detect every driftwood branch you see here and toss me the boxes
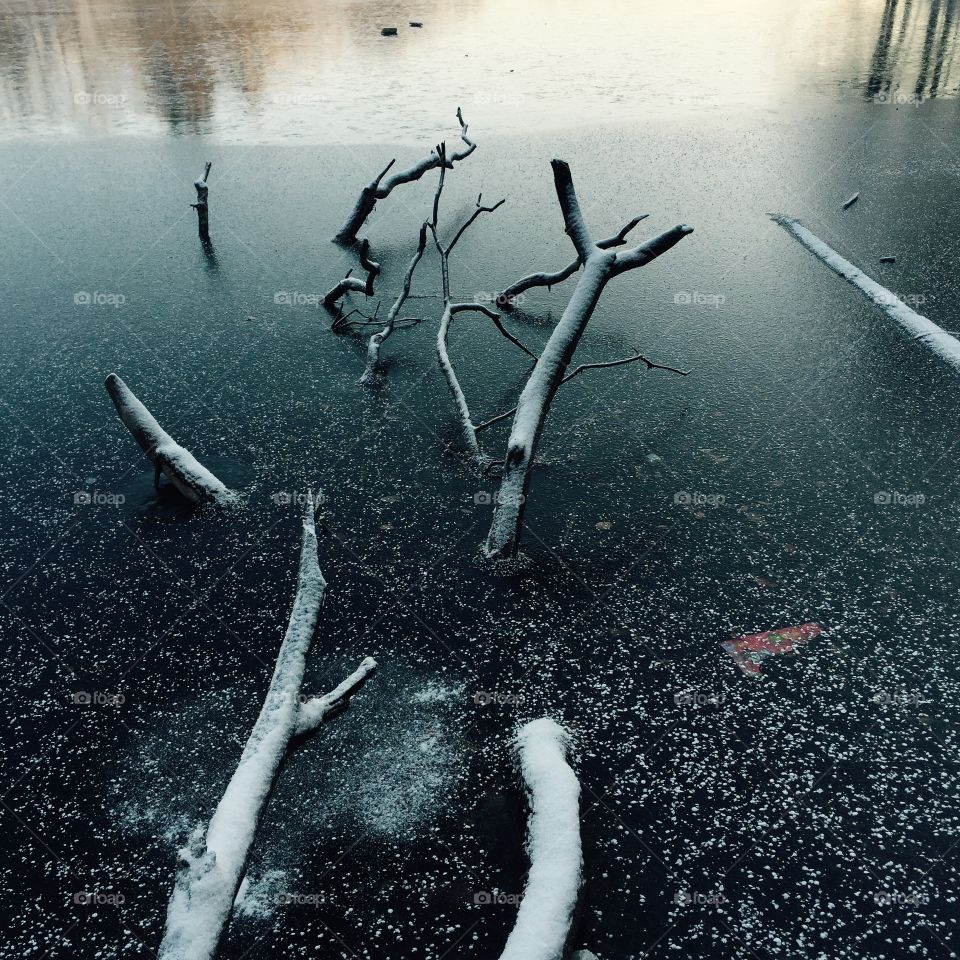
[295,656,377,736]
[484,161,692,559]
[333,109,477,244]
[157,497,376,960]
[497,215,649,307]
[436,303,501,462]
[325,240,381,310]
[191,162,212,241]
[497,718,581,960]
[474,350,688,434]
[104,373,237,508]
[771,213,960,375]
[359,223,429,384]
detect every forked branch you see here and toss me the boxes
[334,109,477,244]
[484,160,693,559]
[497,215,649,307]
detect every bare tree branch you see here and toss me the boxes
[474,350,688,433]
[191,162,212,241]
[483,160,693,559]
[324,240,381,310]
[436,303,501,463]
[359,222,429,385]
[158,497,376,960]
[333,109,477,244]
[496,215,649,307]
[104,373,237,508]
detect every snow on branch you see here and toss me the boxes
[324,240,381,309]
[333,108,477,244]
[497,718,581,960]
[104,374,237,508]
[359,222,429,384]
[158,497,376,960]
[295,655,378,736]
[771,213,960,375]
[191,162,212,241]
[497,215,649,307]
[436,302,503,463]
[484,160,693,559]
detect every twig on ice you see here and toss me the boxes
[484,161,692,559]
[104,373,237,508]
[295,656,377,735]
[157,496,376,960]
[475,350,688,434]
[333,108,477,244]
[497,215,649,307]
[497,718,581,960]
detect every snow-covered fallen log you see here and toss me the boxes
[498,718,581,960]
[104,373,237,508]
[770,214,960,375]
[497,215,648,307]
[484,161,692,558]
[333,109,477,244]
[157,499,376,960]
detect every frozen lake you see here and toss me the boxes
[1,1,960,958]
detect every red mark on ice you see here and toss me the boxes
[722,623,824,677]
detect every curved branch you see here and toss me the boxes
[359,222,429,385]
[497,718,581,960]
[436,303,500,463]
[333,109,477,244]
[474,350,688,433]
[325,240,381,311]
[357,239,381,296]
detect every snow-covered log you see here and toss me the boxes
[770,214,960,375]
[324,240,381,309]
[484,161,693,558]
[191,162,212,241]
[104,373,237,508]
[497,718,581,960]
[497,215,648,307]
[333,108,477,244]
[359,223,429,384]
[157,499,376,960]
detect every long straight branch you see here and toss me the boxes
[158,498,376,960]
